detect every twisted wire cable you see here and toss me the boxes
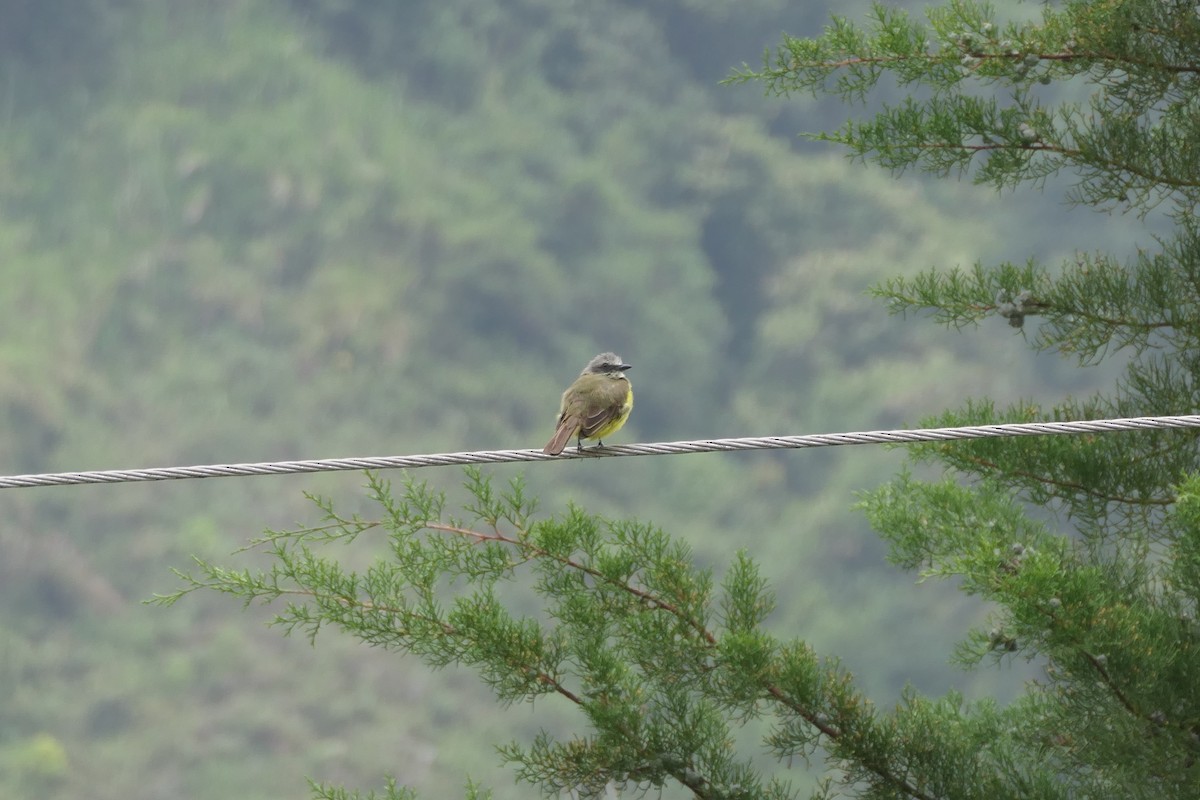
[1,414,1197,489]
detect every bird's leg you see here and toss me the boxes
[576,436,604,454]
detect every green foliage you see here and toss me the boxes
[308,775,427,800]
[0,733,70,795]
[168,452,1200,798]
[4,0,1190,797]
[861,465,1200,797]
[733,0,1200,216]
[732,0,1200,797]
[161,470,1063,798]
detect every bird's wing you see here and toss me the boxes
[577,383,627,437]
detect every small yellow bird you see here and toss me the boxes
[543,352,634,455]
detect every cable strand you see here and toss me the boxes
[1,414,1197,489]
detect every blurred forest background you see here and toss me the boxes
[0,0,1147,797]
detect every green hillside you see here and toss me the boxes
[0,1,1145,797]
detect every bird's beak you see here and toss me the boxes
[618,363,632,371]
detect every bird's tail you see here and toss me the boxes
[543,418,580,455]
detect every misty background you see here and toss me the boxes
[0,1,1141,797]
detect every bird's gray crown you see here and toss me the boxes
[582,352,630,375]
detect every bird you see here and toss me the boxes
[543,352,633,455]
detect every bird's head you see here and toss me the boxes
[583,352,632,377]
